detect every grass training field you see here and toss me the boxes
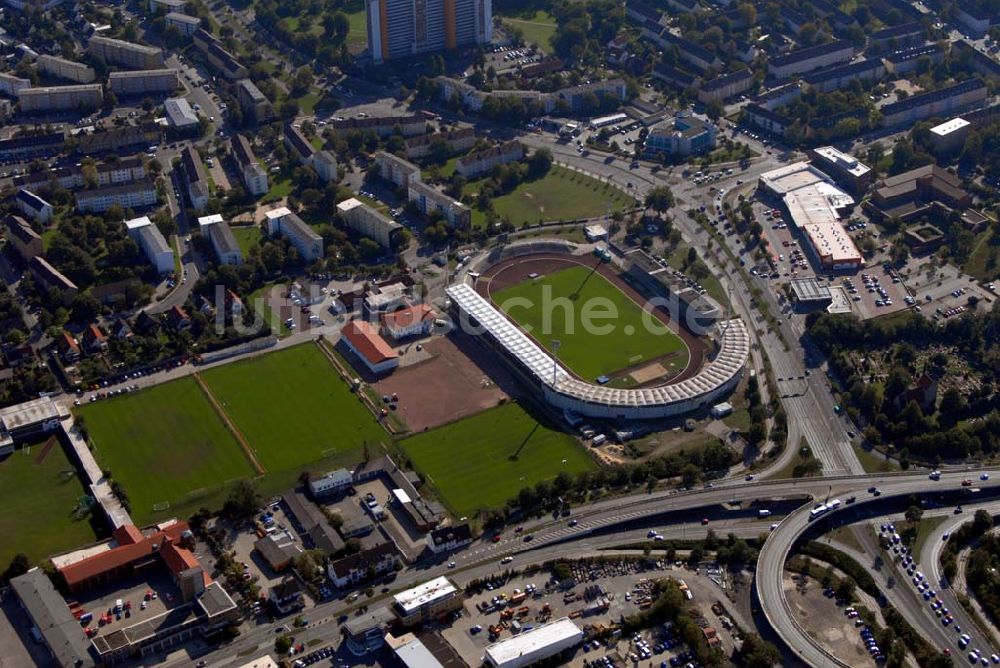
[500,10,558,50]
[201,344,388,474]
[78,378,255,524]
[0,439,106,567]
[469,166,635,228]
[493,265,689,380]
[399,402,594,516]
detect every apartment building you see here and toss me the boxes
[124,216,173,273]
[108,69,179,95]
[4,215,43,261]
[230,134,268,196]
[802,57,885,94]
[867,21,925,52]
[0,132,64,161]
[337,198,404,248]
[455,141,524,178]
[646,29,721,72]
[883,43,945,75]
[76,123,162,155]
[955,2,998,37]
[313,151,338,182]
[165,11,201,37]
[880,79,987,127]
[752,82,802,111]
[87,35,165,70]
[149,0,185,11]
[198,214,242,266]
[75,178,158,213]
[14,156,145,191]
[264,206,323,261]
[30,256,78,304]
[696,69,752,104]
[744,103,792,136]
[366,0,491,64]
[953,39,1000,79]
[768,39,854,79]
[36,54,96,83]
[19,84,103,112]
[16,189,53,224]
[404,127,476,159]
[375,151,421,187]
[407,180,471,227]
[651,63,698,91]
[557,79,626,112]
[181,146,210,211]
[328,114,425,138]
[237,79,274,123]
[192,28,248,79]
[0,72,31,97]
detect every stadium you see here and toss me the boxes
[445,244,750,421]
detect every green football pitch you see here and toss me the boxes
[492,265,689,380]
[201,344,388,474]
[399,402,594,516]
[77,377,255,524]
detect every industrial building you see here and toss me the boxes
[264,206,323,261]
[365,0,492,64]
[483,617,584,668]
[198,214,243,266]
[36,54,96,83]
[87,36,165,70]
[387,633,445,668]
[757,162,862,270]
[230,133,268,196]
[124,215,174,273]
[75,178,158,213]
[164,97,200,133]
[446,282,749,420]
[337,197,403,248]
[19,84,103,112]
[108,69,179,95]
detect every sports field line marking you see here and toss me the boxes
[192,372,266,475]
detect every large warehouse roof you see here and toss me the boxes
[484,617,583,667]
[446,283,749,410]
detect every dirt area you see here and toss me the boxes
[475,252,709,385]
[782,572,876,668]
[373,334,517,433]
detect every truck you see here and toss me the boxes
[509,591,526,605]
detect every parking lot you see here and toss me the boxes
[441,558,737,668]
[899,260,996,324]
[485,45,544,76]
[77,571,185,641]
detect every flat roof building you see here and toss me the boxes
[0,396,68,455]
[237,79,274,123]
[264,206,323,261]
[164,11,201,37]
[0,72,31,97]
[164,97,199,131]
[387,633,445,668]
[392,576,462,626]
[483,617,583,668]
[11,569,96,668]
[929,117,972,155]
[808,145,873,194]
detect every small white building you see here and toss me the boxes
[483,617,583,668]
[308,468,352,497]
[710,401,733,419]
[584,224,608,242]
[426,523,472,554]
[124,216,174,274]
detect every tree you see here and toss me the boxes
[3,553,31,582]
[644,186,675,213]
[738,633,780,668]
[527,148,553,178]
[275,634,292,655]
[222,479,261,521]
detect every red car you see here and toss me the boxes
[701,518,710,525]
[492,535,501,542]
[962,479,973,486]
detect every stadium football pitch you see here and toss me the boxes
[492,265,689,380]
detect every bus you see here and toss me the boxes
[809,499,841,521]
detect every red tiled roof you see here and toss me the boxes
[159,541,201,575]
[380,304,436,331]
[60,331,79,351]
[112,524,144,545]
[341,320,398,364]
[60,522,191,588]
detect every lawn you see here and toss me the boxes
[201,344,388,474]
[964,230,1000,282]
[492,264,689,380]
[501,10,558,50]
[78,378,256,524]
[231,225,263,258]
[266,175,294,201]
[346,1,367,45]
[469,166,635,228]
[399,402,594,516]
[0,438,107,567]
